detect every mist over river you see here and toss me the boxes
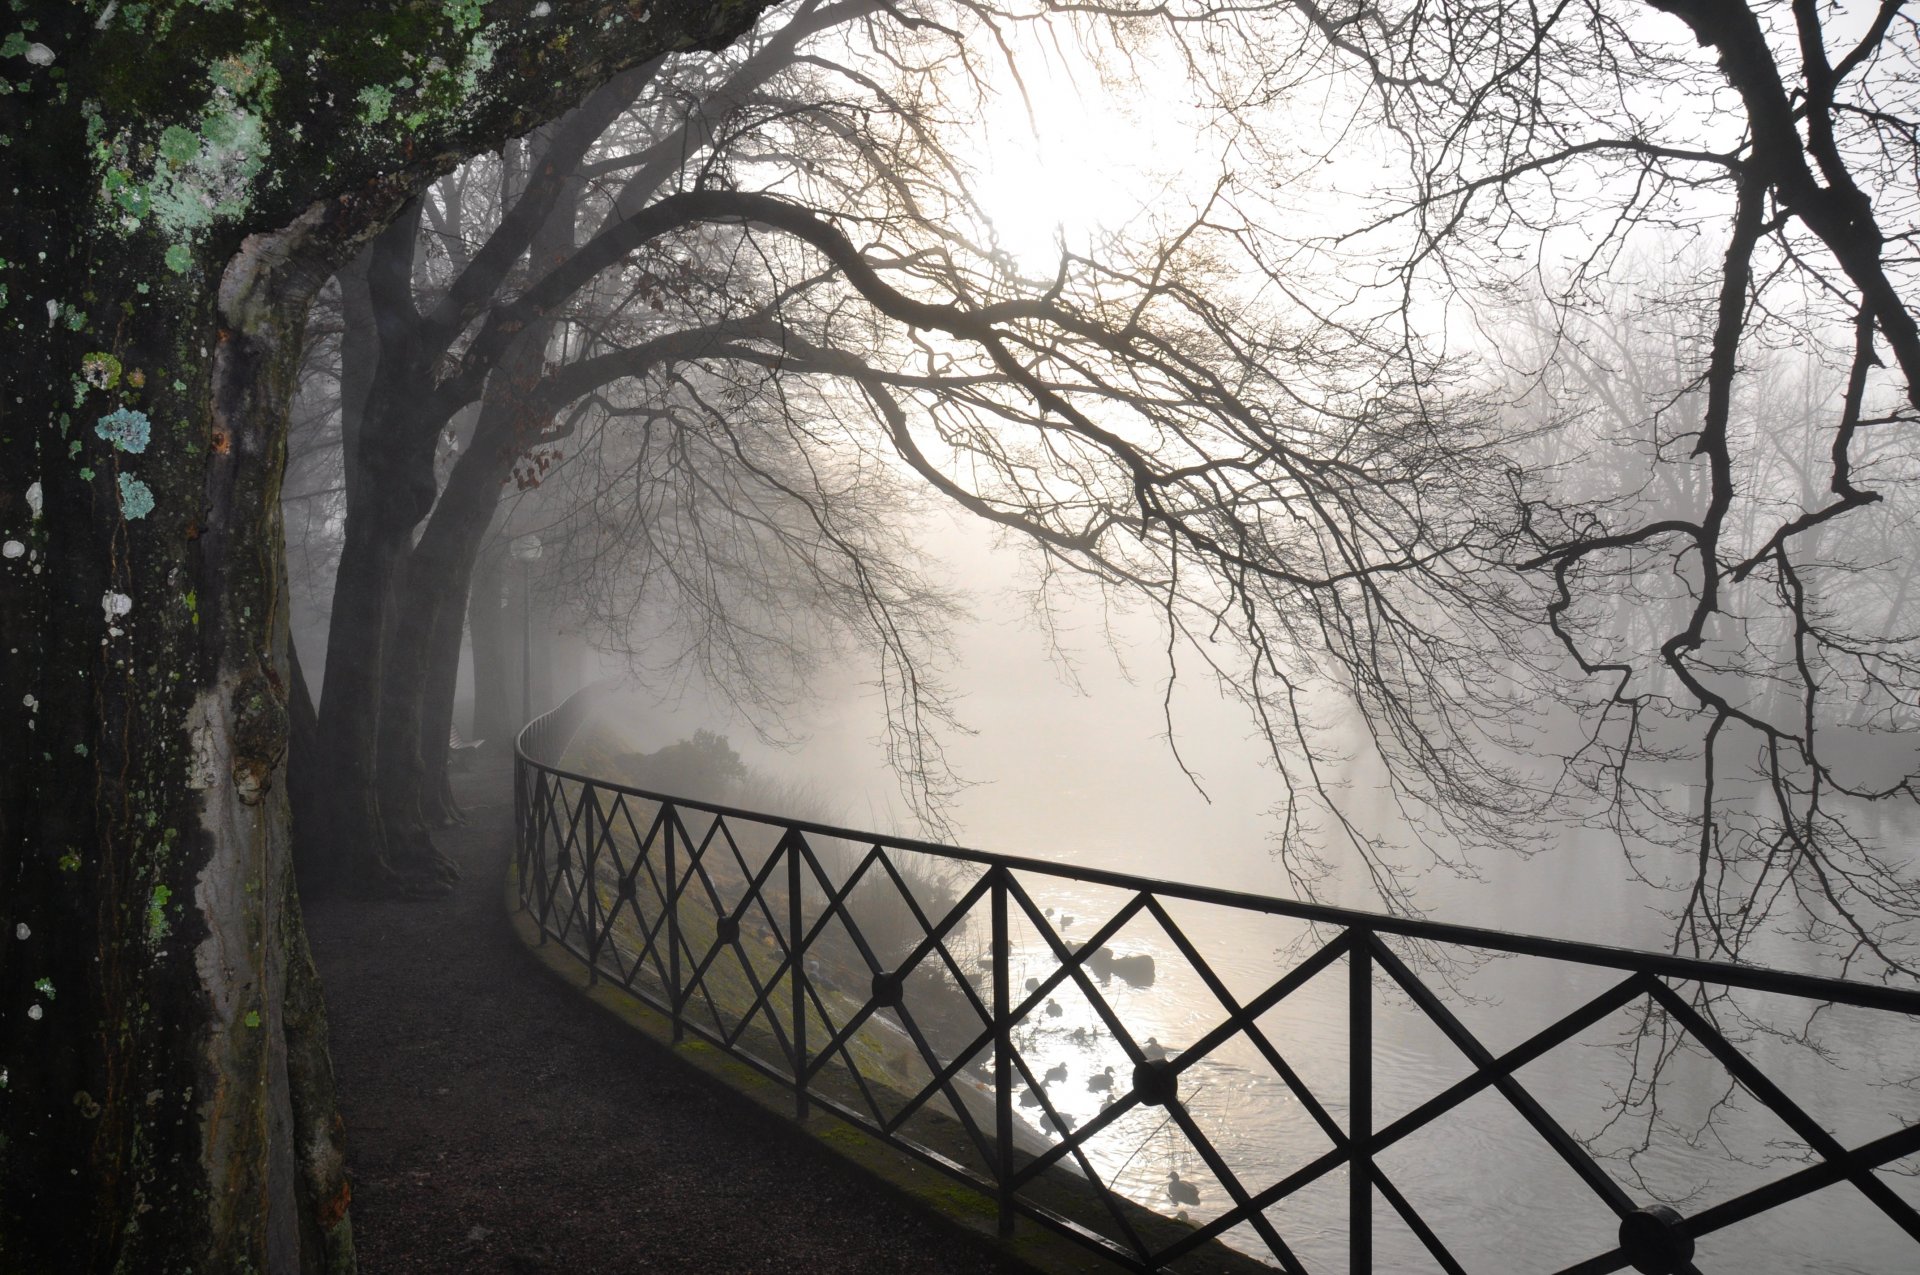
[600,513,1920,1274]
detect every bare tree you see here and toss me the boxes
[1034,0,1920,971]
[297,0,1541,911]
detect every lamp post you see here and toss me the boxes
[511,533,543,726]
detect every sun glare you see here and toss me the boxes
[965,36,1197,274]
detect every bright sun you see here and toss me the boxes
[964,39,1194,273]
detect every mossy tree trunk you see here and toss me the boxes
[0,3,770,1270]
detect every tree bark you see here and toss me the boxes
[377,325,552,841]
[288,635,326,887]
[0,180,371,1272]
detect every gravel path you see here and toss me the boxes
[306,756,1038,1275]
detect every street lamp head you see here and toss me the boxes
[511,533,544,562]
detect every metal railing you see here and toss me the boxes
[513,693,1920,1274]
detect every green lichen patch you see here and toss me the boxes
[81,350,123,390]
[90,35,280,265]
[95,405,150,452]
[139,98,270,236]
[146,883,172,946]
[157,123,200,167]
[445,0,486,34]
[117,472,155,519]
[356,83,393,124]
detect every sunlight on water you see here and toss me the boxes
[599,510,1920,1273]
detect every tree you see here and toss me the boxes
[906,0,1920,967]
[294,2,938,890]
[16,0,1913,1266]
[1229,0,1920,969]
[291,0,1540,914]
[0,4,774,1268]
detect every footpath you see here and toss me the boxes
[306,755,1037,1275]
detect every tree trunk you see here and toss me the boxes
[418,566,476,826]
[377,322,555,838]
[0,171,371,1275]
[471,544,515,748]
[378,531,484,837]
[312,513,414,891]
[0,5,773,1266]
[374,155,583,826]
[311,211,453,894]
[323,92,612,887]
[369,545,462,877]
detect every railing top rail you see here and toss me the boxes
[514,699,1920,1018]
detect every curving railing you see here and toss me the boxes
[514,692,1920,1274]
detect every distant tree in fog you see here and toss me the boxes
[290,6,971,890]
[293,0,1527,902]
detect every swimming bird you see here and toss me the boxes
[1087,1065,1114,1093]
[1024,976,1041,992]
[1142,1036,1168,1061]
[1044,1061,1068,1086]
[1044,999,1063,1018]
[1167,1171,1200,1207]
[1019,1087,1042,1108]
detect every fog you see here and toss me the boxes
[269,2,1920,1269]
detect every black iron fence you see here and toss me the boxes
[514,694,1920,1274]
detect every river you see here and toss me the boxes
[604,515,1920,1274]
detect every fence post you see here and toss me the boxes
[1351,932,1373,1273]
[791,828,809,1120]
[993,865,1014,1239]
[583,786,602,986]
[513,754,527,910]
[530,769,550,945]
[666,806,682,1042]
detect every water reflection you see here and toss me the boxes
[954,869,1920,1273]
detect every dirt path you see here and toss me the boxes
[306,756,1037,1275]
